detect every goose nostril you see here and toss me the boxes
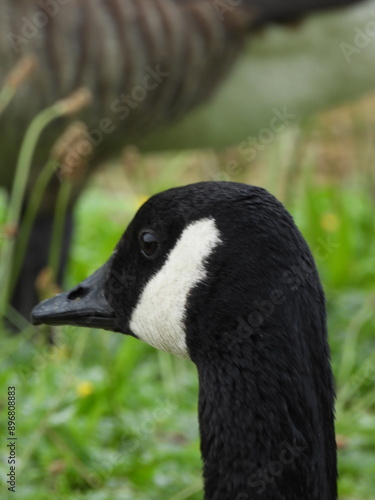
[67,286,87,301]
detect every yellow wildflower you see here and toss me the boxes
[320,213,340,233]
[76,381,94,398]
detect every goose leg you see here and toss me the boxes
[10,209,74,325]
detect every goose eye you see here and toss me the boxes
[139,230,159,258]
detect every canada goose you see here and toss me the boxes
[32,182,336,500]
[0,0,365,320]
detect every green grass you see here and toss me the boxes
[0,132,375,499]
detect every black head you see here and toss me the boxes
[31,181,326,365]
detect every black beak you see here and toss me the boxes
[31,261,117,331]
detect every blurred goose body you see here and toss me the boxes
[0,0,371,165]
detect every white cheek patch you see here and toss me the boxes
[129,218,221,358]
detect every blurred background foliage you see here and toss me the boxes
[0,90,375,500]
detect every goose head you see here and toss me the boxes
[32,182,336,500]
